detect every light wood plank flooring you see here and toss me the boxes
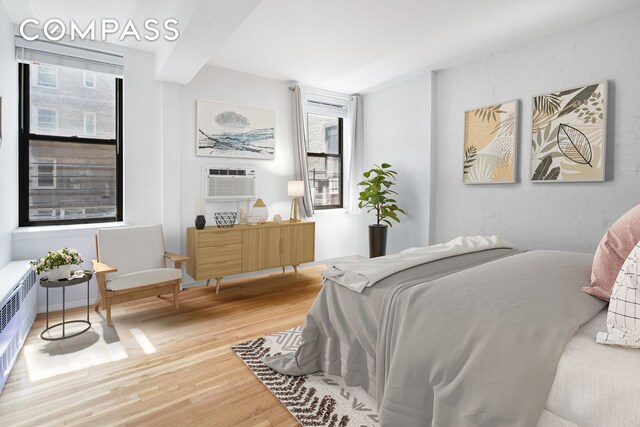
[0,266,324,426]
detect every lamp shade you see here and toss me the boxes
[288,180,304,197]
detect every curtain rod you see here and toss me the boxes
[288,84,352,101]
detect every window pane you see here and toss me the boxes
[308,114,340,154]
[36,65,57,88]
[30,65,116,139]
[37,108,58,132]
[308,156,341,207]
[28,140,117,222]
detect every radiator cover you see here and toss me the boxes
[0,261,36,394]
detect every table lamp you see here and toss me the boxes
[288,180,304,222]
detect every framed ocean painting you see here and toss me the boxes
[196,99,275,160]
[530,82,607,182]
[463,100,518,184]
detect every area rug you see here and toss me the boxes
[232,326,380,427]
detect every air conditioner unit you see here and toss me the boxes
[203,166,257,201]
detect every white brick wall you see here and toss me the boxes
[431,8,640,252]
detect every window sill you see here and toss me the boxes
[314,208,348,214]
[13,221,129,241]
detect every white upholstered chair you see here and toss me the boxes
[92,225,188,326]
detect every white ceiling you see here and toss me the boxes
[2,0,639,92]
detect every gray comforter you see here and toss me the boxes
[264,249,606,426]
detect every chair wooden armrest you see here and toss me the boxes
[164,252,189,263]
[92,260,118,274]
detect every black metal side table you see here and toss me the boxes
[39,270,93,341]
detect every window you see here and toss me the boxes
[36,108,58,133]
[84,112,96,136]
[19,63,123,226]
[307,113,343,209]
[33,159,56,189]
[83,72,96,89]
[35,65,58,89]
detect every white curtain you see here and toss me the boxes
[291,85,314,217]
[345,95,364,214]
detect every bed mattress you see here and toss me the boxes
[544,309,640,426]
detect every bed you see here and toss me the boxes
[264,246,640,426]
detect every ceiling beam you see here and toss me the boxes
[154,0,262,85]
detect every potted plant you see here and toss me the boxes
[31,248,84,281]
[358,163,406,258]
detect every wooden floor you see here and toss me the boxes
[0,266,324,426]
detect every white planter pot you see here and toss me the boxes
[48,265,71,281]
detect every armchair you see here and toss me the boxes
[92,224,188,326]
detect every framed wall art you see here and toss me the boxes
[196,99,275,160]
[463,100,518,184]
[530,82,607,182]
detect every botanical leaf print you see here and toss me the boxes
[464,101,517,184]
[530,82,606,182]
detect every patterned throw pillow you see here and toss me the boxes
[597,241,640,348]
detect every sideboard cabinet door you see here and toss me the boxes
[281,223,315,266]
[242,227,282,271]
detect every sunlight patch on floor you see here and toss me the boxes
[23,323,128,382]
[130,328,157,354]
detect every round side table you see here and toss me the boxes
[39,270,93,341]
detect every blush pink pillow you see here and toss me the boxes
[583,204,640,301]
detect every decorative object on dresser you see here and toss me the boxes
[288,180,304,222]
[30,247,84,281]
[358,163,406,258]
[93,225,189,326]
[214,212,237,228]
[272,214,282,223]
[531,81,607,182]
[251,198,269,223]
[186,221,315,294]
[195,196,206,229]
[0,261,36,393]
[195,215,206,230]
[463,100,517,184]
[196,99,275,160]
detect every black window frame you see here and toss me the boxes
[18,63,124,227]
[306,114,344,210]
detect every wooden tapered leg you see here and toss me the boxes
[94,292,102,312]
[216,278,221,295]
[282,266,285,274]
[206,278,210,287]
[173,282,179,310]
[106,295,112,326]
[293,265,298,278]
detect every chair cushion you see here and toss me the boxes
[106,268,181,291]
[98,225,166,280]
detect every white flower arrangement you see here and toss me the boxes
[30,248,83,276]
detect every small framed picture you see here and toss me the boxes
[463,100,518,184]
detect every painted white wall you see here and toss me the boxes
[359,73,432,256]
[431,8,640,252]
[0,3,17,267]
[178,65,359,281]
[12,47,169,312]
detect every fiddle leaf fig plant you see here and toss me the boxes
[357,163,406,227]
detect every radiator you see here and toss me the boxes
[0,261,36,394]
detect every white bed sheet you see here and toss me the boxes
[544,309,640,426]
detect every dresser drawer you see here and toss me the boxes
[198,259,242,278]
[198,230,242,247]
[199,243,242,263]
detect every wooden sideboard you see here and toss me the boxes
[186,221,315,293]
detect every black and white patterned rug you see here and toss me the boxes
[232,326,380,427]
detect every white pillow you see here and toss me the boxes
[597,241,640,348]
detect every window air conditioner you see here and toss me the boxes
[203,166,257,201]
